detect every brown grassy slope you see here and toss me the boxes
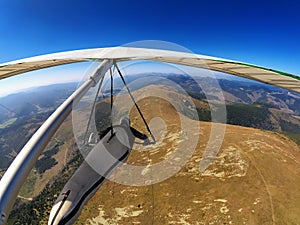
[75,88,300,225]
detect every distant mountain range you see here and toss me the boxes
[112,72,300,115]
[0,82,78,123]
[0,82,78,169]
[112,73,300,134]
[1,74,300,171]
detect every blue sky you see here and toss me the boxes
[0,0,299,96]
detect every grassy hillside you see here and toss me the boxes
[4,82,300,225]
[74,92,300,225]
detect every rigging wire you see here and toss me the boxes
[113,62,156,143]
[83,73,105,145]
[109,67,114,138]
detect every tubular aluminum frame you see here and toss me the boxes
[0,59,113,225]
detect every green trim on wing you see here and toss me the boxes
[213,59,300,81]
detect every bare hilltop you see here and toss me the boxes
[75,92,300,225]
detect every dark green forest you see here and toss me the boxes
[7,153,83,225]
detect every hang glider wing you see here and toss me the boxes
[0,47,299,225]
[0,47,299,93]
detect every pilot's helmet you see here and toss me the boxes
[120,116,130,127]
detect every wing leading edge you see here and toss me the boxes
[0,46,299,93]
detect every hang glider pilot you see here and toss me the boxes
[48,117,149,225]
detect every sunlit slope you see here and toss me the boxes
[75,87,300,225]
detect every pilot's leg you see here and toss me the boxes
[48,125,133,225]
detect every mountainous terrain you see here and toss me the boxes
[112,73,300,134]
[0,83,77,170]
[2,73,300,224]
[75,87,300,225]
[170,74,300,145]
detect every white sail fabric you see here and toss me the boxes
[0,47,299,93]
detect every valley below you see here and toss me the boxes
[2,76,300,225]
